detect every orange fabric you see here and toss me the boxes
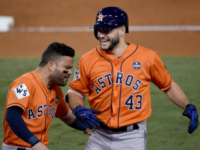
[69,43,172,128]
[3,71,69,147]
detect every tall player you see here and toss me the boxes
[2,42,90,150]
[66,7,198,150]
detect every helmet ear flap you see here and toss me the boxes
[126,25,129,33]
[94,28,99,40]
[125,16,129,33]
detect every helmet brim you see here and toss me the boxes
[89,23,121,30]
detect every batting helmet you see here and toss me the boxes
[90,7,129,39]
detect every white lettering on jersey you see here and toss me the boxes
[13,84,30,100]
[28,104,56,120]
[94,72,142,95]
[74,66,80,81]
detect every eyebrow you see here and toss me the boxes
[65,65,73,68]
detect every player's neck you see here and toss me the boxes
[35,67,52,90]
[108,41,128,58]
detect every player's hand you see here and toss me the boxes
[182,104,199,134]
[84,128,92,135]
[32,142,49,150]
[73,105,102,129]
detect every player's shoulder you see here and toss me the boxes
[17,71,38,83]
[81,47,99,59]
[11,71,35,87]
[13,71,32,80]
[136,44,158,55]
[133,44,159,60]
[79,47,101,64]
[21,71,35,78]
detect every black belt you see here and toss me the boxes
[100,122,139,132]
[17,148,26,150]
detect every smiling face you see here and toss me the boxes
[49,56,74,87]
[97,27,120,51]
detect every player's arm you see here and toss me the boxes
[6,106,48,149]
[66,90,101,129]
[164,81,190,109]
[67,90,85,109]
[67,61,101,129]
[59,108,91,135]
[164,81,198,134]
[151,53,198,134]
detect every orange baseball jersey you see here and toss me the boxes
[3,71,69,147]
[69,43,173,128]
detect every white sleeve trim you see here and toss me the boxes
[66,89,85,100]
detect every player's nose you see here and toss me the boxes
[68,69,72,75]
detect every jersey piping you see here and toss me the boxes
[160,77,172,90]
[7,103,25,110]
[56,112,68,118]
[69,85,90,94]
[96,47,114,125]
[30,72,47,141]
[118,45,138,128]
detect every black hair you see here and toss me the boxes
[39,42,75,67]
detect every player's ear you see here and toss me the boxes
[119,26,126,36]
[48,61,56,72]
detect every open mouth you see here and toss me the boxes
[101,39,110,46]
[64,77,69,82]
[64,75,69,79]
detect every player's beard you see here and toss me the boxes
[100,31,119,51]
[50,68,68,87]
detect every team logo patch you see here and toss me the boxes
[13,84,30,100]
[74,66,80,81]
[55,96,59,104]
[97,13,105,22]
[133,61,141,70]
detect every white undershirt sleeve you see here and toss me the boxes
[65,89,85,100]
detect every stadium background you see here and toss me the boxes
[0,0,200,150]
[0,0,200,57]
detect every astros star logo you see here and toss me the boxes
[97,13,105,22]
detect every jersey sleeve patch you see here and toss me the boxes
[74,66,81,81]
[12,84,30,100]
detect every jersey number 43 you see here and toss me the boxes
[125,94,142,110]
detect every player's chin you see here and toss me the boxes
[64,78,68,83]
[101,44,110,51]
[59,79,68,87]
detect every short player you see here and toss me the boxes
[2,42,90,150]
[66,7,198,150]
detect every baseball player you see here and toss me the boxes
[66,7,199,150]
[2,42,91,150]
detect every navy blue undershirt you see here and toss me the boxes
[68,117,87,131]
[6,106,87,147]
[6,106,40,146]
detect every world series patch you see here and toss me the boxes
[74,66,80,81]
[55,96,59,104]
[13,84,30,100]
[133,61,141,70]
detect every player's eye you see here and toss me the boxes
[98,29,111,34]
[65,66,72,69]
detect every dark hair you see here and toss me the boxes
[39,42,75,67]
